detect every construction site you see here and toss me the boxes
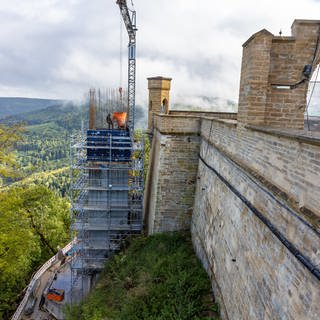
[11,0,320,318]
[69,87,144,304]
[12,1,144,319]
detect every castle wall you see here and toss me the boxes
[145,19,320,319]
[144,114,201,233]
[191,119,320,319]
[169,110,237,120]
[145,116,320,319]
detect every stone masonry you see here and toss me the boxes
[144,20,320,320]
[192,119,320,319]
[147,76,172,131]
[238,20,320,129]
[144,113,202,233]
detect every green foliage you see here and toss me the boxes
[0,185,70,319]
[7,167,71,197]
[1,103,85,190]
[0,123,24,185]
[16,122,71,176]
[134,129,150,182]
[67,232,219,320]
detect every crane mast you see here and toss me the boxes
[116,0,137,132]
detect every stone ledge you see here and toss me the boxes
[154,113,201,119]
[292,19,320,26]
[245,125,320,146]
[169,110,237,116]
[154,129,200,136]
[201,117,238,127]
[272,36,295,43]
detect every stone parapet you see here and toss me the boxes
[201,118,320,222]
[191,118,320,319]
[153,113,201,135]
[169,110,237,120]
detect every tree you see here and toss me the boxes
[0,185,70,318]
[0,123,24,185]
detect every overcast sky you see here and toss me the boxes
[0,0,320,106]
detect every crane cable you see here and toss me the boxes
[119,10,123,105]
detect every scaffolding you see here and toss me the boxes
[70,89,144,303]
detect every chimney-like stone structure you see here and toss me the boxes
[147,76,172,132]
[238,20,320,130]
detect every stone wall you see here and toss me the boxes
[144,19,320,319]
[145,114,320,319]
[144,114,201,233]
[191,119,320,320]
[169,110,237,120]
[238,20,320,130]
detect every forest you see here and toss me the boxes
[0,100,148,318]
[0,102,83,318]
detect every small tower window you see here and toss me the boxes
[161,98,168,114]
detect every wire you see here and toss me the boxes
[198,153,320,280]
[274,24,320,90]
[306,64,320,131]
[311,24,320,67]
[119,11,123,92]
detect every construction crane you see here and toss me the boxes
[116,0,137,132]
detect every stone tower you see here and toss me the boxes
[237,20,320,130]
[147,76,172,132]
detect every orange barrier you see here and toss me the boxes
[113,112,127,129]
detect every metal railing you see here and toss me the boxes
[11,240,75,320]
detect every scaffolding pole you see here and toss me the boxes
[70,100,144,303]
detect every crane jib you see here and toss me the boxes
[117,0,137,132]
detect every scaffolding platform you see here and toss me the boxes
[70,126,144,303]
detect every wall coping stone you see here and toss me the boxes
[147,76,172,81]
[154,113,320,145]
[200,117,238,127]
[272,36,295,43]
[246,125,320,146]
[210,118,237,127]
[154,113,237,124]
[169,110,237,116]
[292,19,320,27]
[154,113,201,119]
[154,113,238,131]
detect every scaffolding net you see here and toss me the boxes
[70,89,144,303]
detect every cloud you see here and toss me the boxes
[0,0,319,108]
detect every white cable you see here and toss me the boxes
[119,11,123,91]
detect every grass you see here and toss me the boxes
[66,232,219,320]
